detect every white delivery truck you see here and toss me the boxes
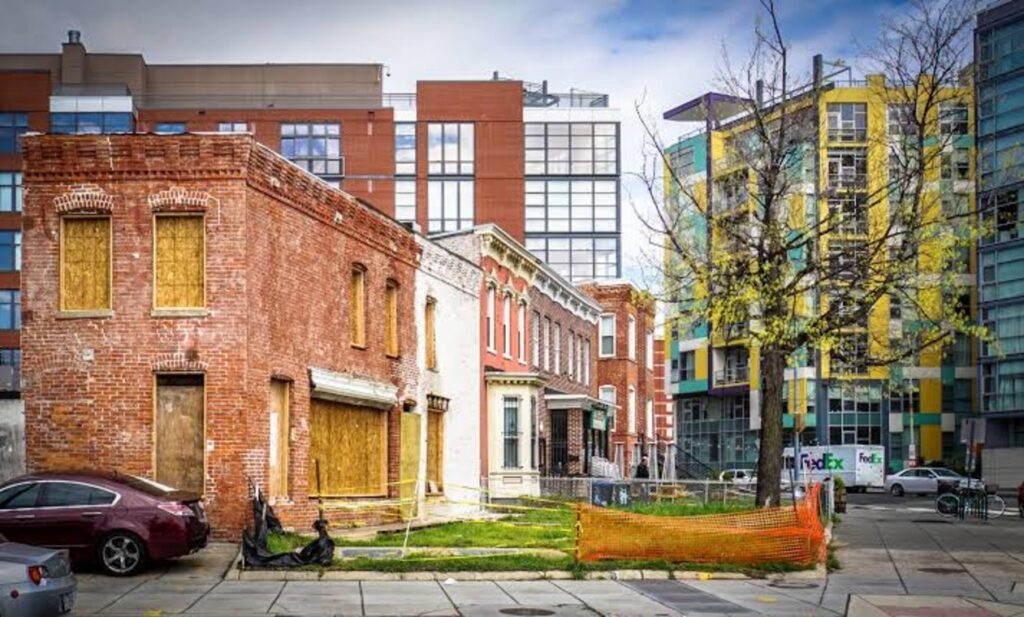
[782,445,885,492]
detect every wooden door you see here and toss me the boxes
[308,399,386,497]
[268,380,290,500]
[399,413,421,519]
[426,410,444,493]
[155,375,205,494]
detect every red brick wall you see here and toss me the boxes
[415,82,524,240]
[137,108,396,215]
[578,283,656,473]
[653,337,673,444]
[21,134,420,536]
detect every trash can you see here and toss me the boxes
[592,481,613,507]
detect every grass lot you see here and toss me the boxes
[260,498,804,575]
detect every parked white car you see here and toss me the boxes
[884,467,983,496]
[719,469,755,485]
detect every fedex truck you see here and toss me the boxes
[782,445,885,491]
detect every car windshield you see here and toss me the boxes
[117,474,177,496]
[932,469,962,478]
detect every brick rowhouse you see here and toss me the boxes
[579,282,656,475]
[21,133,421,536]
[653,334,675,446]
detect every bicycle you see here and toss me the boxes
[935,485,1006,520]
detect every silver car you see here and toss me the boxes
[0,534,76,616]
[884,467,983,496]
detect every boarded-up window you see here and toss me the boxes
[427,410,444,493]
[60,217,111,311]
[268,379,290,500]
[350,267,366,347]
[425,298,437,370]
[154,216,205,308]
[155,374,205,494]
[308,399,385,496]
[385,281,399,357]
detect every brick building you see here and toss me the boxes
[653,334,675,446]
[578,282,657,476]
[20,133,426,535]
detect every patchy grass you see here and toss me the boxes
[826,542,842,572]
[614,500,756,517]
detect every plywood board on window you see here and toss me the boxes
[155,216,205,308]
[60,217,110,311]
[268,380,290,500]
[399,413,420,519]
[308,399,386,497]
[155,375,205,494]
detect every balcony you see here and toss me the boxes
[382,93,416,110]
[522,82,609,108]
[714,365,750,387]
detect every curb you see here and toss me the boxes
[233,568,755,582]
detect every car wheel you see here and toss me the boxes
[99,531,147,576]
[890,484,904,497]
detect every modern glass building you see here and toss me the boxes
[663,64,976,473]
[977,0,1024,448]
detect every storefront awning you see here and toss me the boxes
[308,367,398,410]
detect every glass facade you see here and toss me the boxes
[0,113,28,154]
[523,121,621,281]
[978,0,1024,430]
[0,173,22,213]
[427,180,474,233]
[51,112,133,134]
[676,396,757,468]
[280,123,342,185]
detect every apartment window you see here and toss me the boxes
[280,123,342,180]
[577,334,585,382]
[599,385,616,405]
[395,180,416,222]
[678,351,696,381]
[939,102,969,136]
[525,236,618,281]
[600,314,616,357]
[350,267,366,347]
[828,239,869,281]
[833,333,869,374]
[517,303,526,363]
[567,329,575,380]
[827,149,868,189]
[51,112,132,135]
[0,232,20,272]
[217,122,248,132]
[531,310,541,367]
[628,315,637,360]
[583,337,591,384]
[60,217,111,312]
[940,149,971,181]
[826,103,867,141]
[981,189,1023,244]
[502,293,512,357]
[0,173,22,212]
[427,180,474,233]
[669,146,696,179]
[385,281,399,357]
[154,122,186,134]
[543,317,552,371]
[154,216,205,309]
[502,396,520,469]
[425,298,437,370]
[827,381,882,445]
[395,123,416,175]
[829,194,869,235]
[646,331,654,369]
[646,399,654,439]
[427,123,474,175]
[553,322,562,375]
[628,386,636,434]
[0,349,20,369]
[887,104,917,137]
[0,291,18,331]
[486,286,496,352]
[524,180,618,233]
[0,113,28,154]
[524,122,618,175]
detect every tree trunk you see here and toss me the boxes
[755,347,786,507]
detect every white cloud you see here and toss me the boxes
[0,0,885,290]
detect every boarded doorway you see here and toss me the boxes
[155,374,205,494]
[268,380,290,500]
[309,399,386,497]
[400,412,420,519]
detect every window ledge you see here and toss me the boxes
[151,308,209,319]
[351,343,368,351]
[58,309,114,320]
[386,353,401,360]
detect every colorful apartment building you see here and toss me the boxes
[663,63,975,473]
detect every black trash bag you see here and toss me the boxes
[252,489,283,536]
[297,518,335,567]
[242,517,336,569]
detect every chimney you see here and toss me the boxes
[61,29,85,85]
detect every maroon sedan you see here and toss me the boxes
[0,472,209,576]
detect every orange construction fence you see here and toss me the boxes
[575,484,826,566]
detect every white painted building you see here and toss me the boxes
[414,235,483,517]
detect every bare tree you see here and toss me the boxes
[636,0,979,506]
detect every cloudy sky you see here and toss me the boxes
[0,0,908,287]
